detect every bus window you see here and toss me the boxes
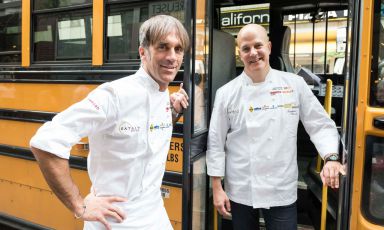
[0,0,21,64]
[106,4,148,61]
[33,6,93,61]
[284,10,348,74]
[105,1,184,62]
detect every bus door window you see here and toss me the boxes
[0,0,21,64]
[193,0,208,134]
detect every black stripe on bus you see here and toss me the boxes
[0,109,184,135]
[0,109,56,123]
[0,212,53,230]
[162,171,182,187]
[0,69,184,83]
[0,144,87,170]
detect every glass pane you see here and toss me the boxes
[283,15,296,69]
[0,1,21,63]
[34,10,92,61]
[372,1,384,107]
[192,155,207,230]
[220,3,270,67]
[194,0,208,133]
[106,1,184,61]
[106,4,148,61]
[313,18,326,74]
[34,0,91,10]
[362,136,384,224]
[0,0,20,3]
[284,13,314,71]
[327,10,348,75]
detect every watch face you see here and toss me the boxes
[328,155,339,161]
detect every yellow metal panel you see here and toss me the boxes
[0,155,90,229]
[21,0,31,67]
[0,120,89,157]
[166,137,183,172]
[92,0,104,66]
[161,185,182,223]
[170,220,182,230]
[0,83,97,112]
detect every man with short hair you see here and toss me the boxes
[207,24,344,230]
[30,15,189,230]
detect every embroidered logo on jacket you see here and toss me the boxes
[87,98,100,110]
[119,122,140,134]
[270,86,294,96]
[149,122,172,132]
[249,103,299,112]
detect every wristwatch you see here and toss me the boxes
[325,153,339,163]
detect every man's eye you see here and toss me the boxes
[242,47,250,52]
[158,44,167,50]
[175,47,184,53]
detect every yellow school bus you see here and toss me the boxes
[0,0,383,230]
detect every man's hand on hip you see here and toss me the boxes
[78,193,127,230]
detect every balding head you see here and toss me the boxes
[237,24,269,47]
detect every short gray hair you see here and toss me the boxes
[139,15,189,51]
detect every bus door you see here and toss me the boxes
[348,0,384,229]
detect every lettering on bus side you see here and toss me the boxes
[168,141,183,163]
[149,1,184,15]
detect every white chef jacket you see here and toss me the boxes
[206,68,339,208]
[30,68,173,229]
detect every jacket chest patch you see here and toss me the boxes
[119,122,141,134]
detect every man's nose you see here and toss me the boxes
[249,47,257,56]
[166,48,177,61]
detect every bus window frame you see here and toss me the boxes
[104,1,148,63]
[31,2,93,64]
[0,0,22,65]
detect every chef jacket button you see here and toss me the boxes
[267,155,271,159]
[268,137,273,140]
[252,137,257,142]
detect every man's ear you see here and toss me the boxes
[139,46,145,60]
[268,41,272,54]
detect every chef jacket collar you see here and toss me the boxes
[137,67,161,92]
[241,68,274,86]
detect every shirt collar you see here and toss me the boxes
[137,67,161,92]
[241,68,274,86]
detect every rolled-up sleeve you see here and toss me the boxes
[298,78,339,158]
[207,89,230,177]
[30,84,117,159]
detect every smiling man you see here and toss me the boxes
[207,24,344,230]
[30,15,189,230]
